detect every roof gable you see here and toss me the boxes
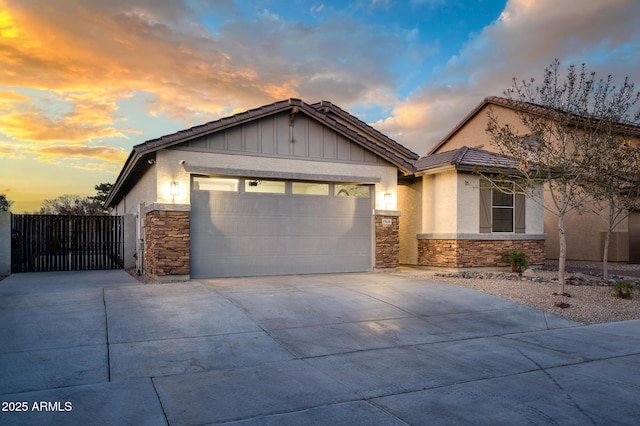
[171,109,396,167]
[132,98,417,171]
[107,99,418,207]
[429,96,640,155]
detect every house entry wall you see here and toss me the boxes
[190,179,373,278]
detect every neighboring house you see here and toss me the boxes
[105,98,547,280]
[429,96,640,263]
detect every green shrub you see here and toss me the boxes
[613,280,634,299]
[501,250,529,273]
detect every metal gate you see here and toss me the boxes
[11,214,124,272]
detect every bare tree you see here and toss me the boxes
[584,96,640,278]
[486,60,607,294]
[38,194,107,216]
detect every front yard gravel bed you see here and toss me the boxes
[398,267,640,325]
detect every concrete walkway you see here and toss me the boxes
[1,271,639,425]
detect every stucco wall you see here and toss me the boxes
[433,104,524,154]
[435,103,630,262]
[157,149,400,210]
[420,170,545,238]
[456,174,480,234]
[113,165,157,215]
[398,180,421,265]
[545,195,629,261]
[421,170,458,234]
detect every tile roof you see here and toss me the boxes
[106,99,418,207]
[312,100,419,160]
[415,146,520,174]
[130,98,417,172]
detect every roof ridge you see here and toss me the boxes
[312,100,419,160]
[452,146,469,164]
[108,98,420,207]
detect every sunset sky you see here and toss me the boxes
[1,0,639,213]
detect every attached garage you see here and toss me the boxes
[106,98,418,280]
[191,177,373,278]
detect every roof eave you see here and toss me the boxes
[106,98,418,206]
[415,164,457,176]
[105,149,139,208]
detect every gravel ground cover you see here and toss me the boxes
[397,261,640,325]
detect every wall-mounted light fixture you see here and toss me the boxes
[169,181,180,201]
[161,180,185,203]
[384,192,392,209]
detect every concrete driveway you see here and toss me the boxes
[1,270,639,425]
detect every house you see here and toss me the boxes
[429,96,640,264]
[106,99,418,279]
[106,98,547,280]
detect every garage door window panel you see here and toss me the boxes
[292,182,329,195]
[245,180,286,193]
[193,177,239,192]
[335,184,371,197]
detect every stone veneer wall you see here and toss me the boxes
[418,239,545,268]
[145,210,190,276]
[375,214,400,269]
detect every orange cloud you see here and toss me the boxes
[0,141,26,158]
[36,145,128,164]
[0,0,406,134]
[0,90,28,102]
[0,92,127,143]
[0,2,270,120]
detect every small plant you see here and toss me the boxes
[501,250,529,273]
[613,280,634,299]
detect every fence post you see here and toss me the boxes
[123,214,136,270]
[0,210,10,275]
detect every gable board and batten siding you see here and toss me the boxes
[106,99,417,279]
[173,111,387,166]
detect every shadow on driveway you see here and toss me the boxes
[1,270,639,425]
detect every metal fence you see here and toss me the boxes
[11,214,124,272]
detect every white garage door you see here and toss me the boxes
[190,177,373,278]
